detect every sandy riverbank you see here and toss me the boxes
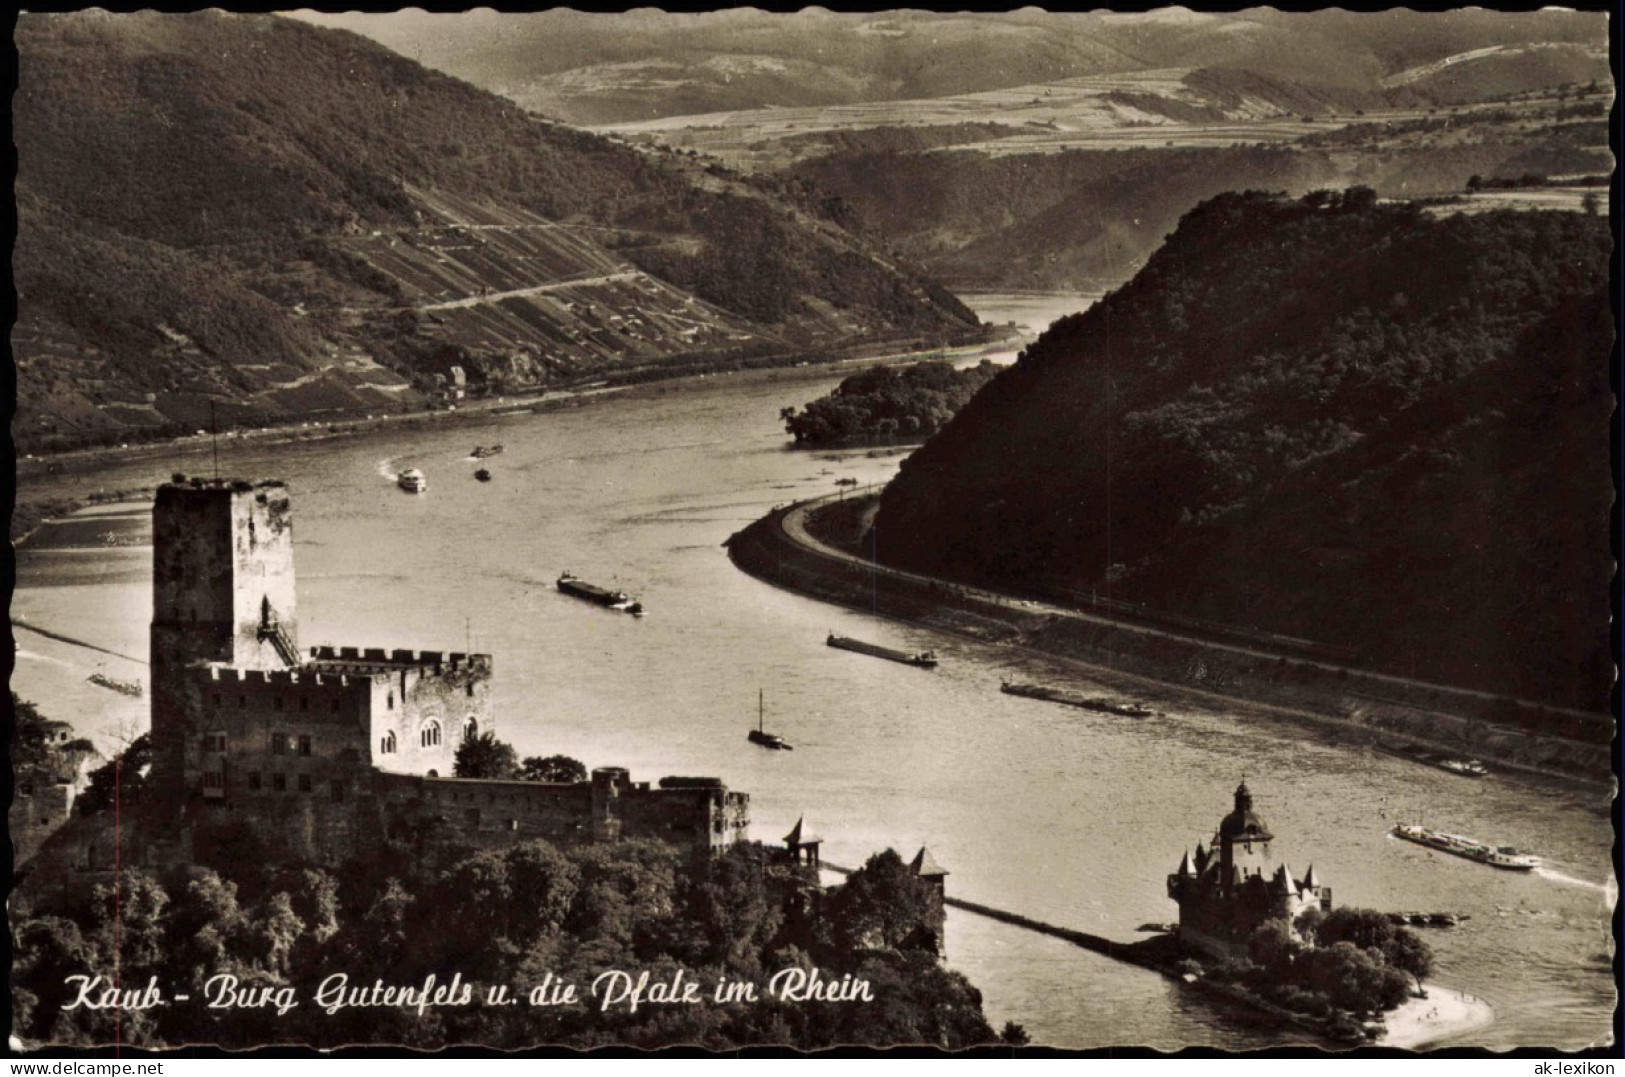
[1380,986,1496,1049]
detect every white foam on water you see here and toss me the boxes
[1535,865,1613,896]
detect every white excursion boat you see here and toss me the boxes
[1390,823,1540,871]
[397,468,427,493]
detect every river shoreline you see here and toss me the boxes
[13,333,1020,545]
[726,494,1611,792]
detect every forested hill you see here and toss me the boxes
[12,12,977,451]
[872,193,1611,710]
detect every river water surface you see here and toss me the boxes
[13,294,1614,1050]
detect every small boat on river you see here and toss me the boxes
[471,444,505,459]
[557,572,643,615]
[1390,823,1539,870]
[397,468,427,493]
[1000,680,1157,717]
[826,633,937,668]
[474,468,492,482]
[747,690,792,751]
[1375,742,1487,777]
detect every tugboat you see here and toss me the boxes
[1390,822,1539,870]
[826,633,937,668]
[747,690,793,751]
[474,468,492,482]
[397,468,427,493]
[557,572,644,616]
[1000,680,1158,717]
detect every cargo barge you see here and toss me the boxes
[88,672,143,698]
[557,572,644,616]
[1000,680,1157,717]
[1390,823,1539,870]
[1375,743,1487,777]
[826,633,937,668]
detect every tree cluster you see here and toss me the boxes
[1209,908,1433,1020]
[781,360,1001,446]
[12,840,994,1051]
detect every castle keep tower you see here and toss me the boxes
[1166,783,1332,960]
[150,479,300,785]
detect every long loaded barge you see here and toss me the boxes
[1390,823,1539,870]
[557,572,644,616]
[1375,743,1487,778]
[1000,681,1157,717]
[826,633,937,668]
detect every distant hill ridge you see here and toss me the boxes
[13,11,978,450]
[295,9,1608,125]
[873,192,1610,710]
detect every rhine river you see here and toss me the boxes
[12,294,1614,1050]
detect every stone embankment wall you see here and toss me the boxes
[728,502,1610,786]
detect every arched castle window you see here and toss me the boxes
[380,730,397,754]
[463,716,478,740]
[421,720,442,749]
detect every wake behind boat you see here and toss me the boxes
[557,572,644,616]
[826,633,937,669]
[1001,680,1158,717]
[1391,823,1539,870]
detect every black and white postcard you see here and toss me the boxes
[9,5,1615,1056]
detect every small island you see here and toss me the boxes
[780,359,1002,447]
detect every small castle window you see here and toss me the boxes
[298,735,312,757]
[272,773,286,792]
[298,774,312,793]
[421,720,442,749]
[300,697,309,713]
[380,731,397,754]
[271,733,288,754]
[466,683,475,698]
[203,732,226,753]
[202,772,224,790]
[331,781,345,803]
[239,696,247,709]
[463,717,478,740]
[248,771,261,791]
[387,691,395,711]
[508,819,519,831]
[274,696,284,712]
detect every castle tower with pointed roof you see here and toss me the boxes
[1166,783,1332,960]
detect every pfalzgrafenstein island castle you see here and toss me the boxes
[144,476,749,866]
[1166,782,1332,960]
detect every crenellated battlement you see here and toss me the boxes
[203,666,371,688]
[307,645,492,673]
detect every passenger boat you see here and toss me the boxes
[1375,742,1487,777]
[747,690,793,751]
[1000,680,1157,717]
[474,468,492,482]
[471,444,505,458]
[88,672,143,698]
[1390,823,1539,870]
[557,572,644,616]
[826,633,937,668]
[397,468,427,493]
